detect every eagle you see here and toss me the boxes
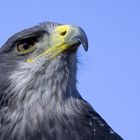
[0,22,123,140]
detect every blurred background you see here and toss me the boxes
[0,0,140,139]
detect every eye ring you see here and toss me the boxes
[16,40,36,54]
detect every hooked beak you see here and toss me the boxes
[55,25,88,51]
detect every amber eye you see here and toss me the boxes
[16,40,36,54]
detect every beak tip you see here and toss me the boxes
[82,41,88,51]
[77,27,88,52]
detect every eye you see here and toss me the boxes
[16,39,36,54]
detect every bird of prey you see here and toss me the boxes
[0,22,123,140]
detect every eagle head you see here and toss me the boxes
[0,22,88,111]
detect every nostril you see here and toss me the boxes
[60,30,67,36]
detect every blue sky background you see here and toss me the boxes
[0,0,140,139]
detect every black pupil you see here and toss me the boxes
[23,43,30,50]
